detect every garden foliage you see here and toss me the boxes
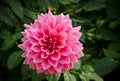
[0,0,120,81]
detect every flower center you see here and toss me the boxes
[47,38,57,49]
[40,37,59,54]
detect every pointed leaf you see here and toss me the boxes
[21,65,32,81]
[6,0,24,19]
[93,57,119,76]
[46,74,61,81]
[32,71,46,81]
[7,51,23,69]
[64,71,76,81]
[84,0,105,11]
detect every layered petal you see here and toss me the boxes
[18,11,84,74]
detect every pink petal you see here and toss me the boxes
[41,52,48,59]
[39,38,46,45]
[56,31,67,41]
[51,52,61,60]
[36,63,44,71]
[41,46,48,52]
[48,58,58,67]
[18,44,25,50]
[24,24,31,29]
[26,51,36,58]
[33,54,43,63]
[48,67,55,74]
[41,23,51,35]
[60,46,72,56]
[30,63,36,70]
[27,36,38,44]
[47,17,56,28]
[41,60,51,70]
[22,51,27,57]
[46,48,54,55]
[59,56,70,64]
[55,14,64,25]
[54,64,63,73]
[57,41,65,48]
[55,21,68,32]
[31,43,41,52]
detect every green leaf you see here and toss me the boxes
[7,51,23,69]
[106,0,120,20]
[79,74,89,81]
[108,42,120,51]
[6,0,24,19]
[95,28,117,41]
[109,21,120,29]
[73,63,81,70]
[49,0,59,8]
[32,71,46,81]
[71,17,91,26]
[24,8,37,20]
[84,0,105,11]
[81,65,94,73]
[59,0,72,5]
[38,0,50,12]
[80,32,86,43]
[0,29,12,39]
[0,6,13,26]
[12,33,22,41]
[93,57,119,76]
[83,72,103,81]
[46,74,61,81]
[0,39,15,50]
[0,33,22,50]
[73,59,81,70]
[21,65,32,81]
[103,49,120,59]
[103,42,120,59]
[64,71,76,81]
[96,20,105,27]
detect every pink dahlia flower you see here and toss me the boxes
[18,11,84,74]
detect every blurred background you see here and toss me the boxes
[0,0,120,81]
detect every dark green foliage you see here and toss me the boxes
[0,0,120,81]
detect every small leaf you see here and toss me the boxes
[21,65,32,81]
[81,65,94,73]
[93,57,119,76]
[108,42,120,51]
[83,72,103,81]
[12,33,22,41]
[38,0,50,12]
[0,6,13,26]
[64,71,76,81]
[95,28,117,41]
[103,43,120,59]
[84,0,105,11]
[0,39,15,50]
[0,29,12,39]
[24,8,37,20]
[0,33,22,50]
[7,51,23,69]
[46,74,61,81]
[73,60,81,70]
[59,0,72,5]
[32,71,46,81]
[106,0,120,20]
[6,0,24,19]
[109,21,120,29]
[49,0,59,8]
[79,74,88,81]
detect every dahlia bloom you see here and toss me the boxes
[18,11,84,74]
